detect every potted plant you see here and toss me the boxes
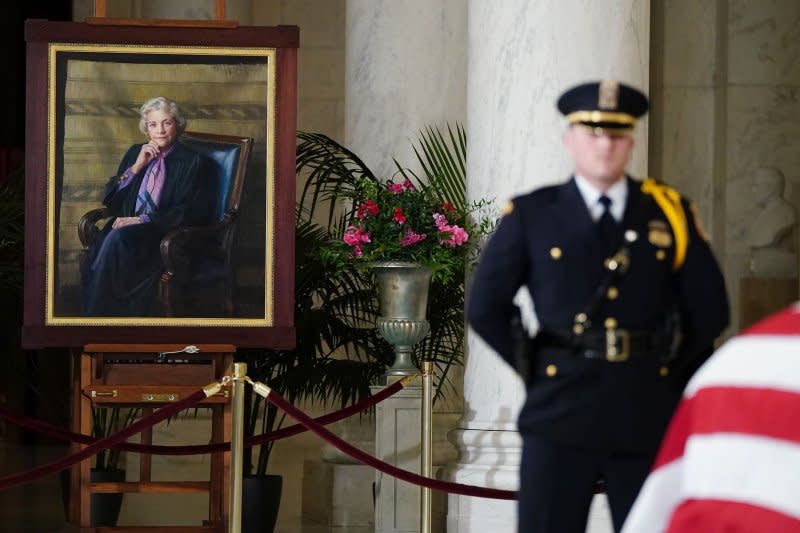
[234,125,491,532]
[57,405,141,526]
[302,124,493,392]
[87,407,140,526]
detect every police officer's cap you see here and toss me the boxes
[557,80,648,132]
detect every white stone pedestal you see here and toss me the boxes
[373,379,422,532]
[315,415,377,530]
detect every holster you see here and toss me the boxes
[660,308,684,365]
[510,307,536,384]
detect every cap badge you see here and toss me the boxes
[598,80,619,110]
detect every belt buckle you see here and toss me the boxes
[605,328,630,362]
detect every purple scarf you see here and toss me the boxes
[134,142,177,216]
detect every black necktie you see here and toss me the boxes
[597,195,618,254]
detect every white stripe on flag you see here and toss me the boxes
[682,433,800,520]
[686,336,800,397]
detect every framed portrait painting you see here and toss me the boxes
[23,20,297,348]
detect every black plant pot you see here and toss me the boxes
[60,468,126,526]
[242,474,282,533]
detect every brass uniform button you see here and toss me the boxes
[604,317,618,329]
[659,366,669,377]
[656,250,666,261]
[573,312,588,335]
[546,364,557,377]
[607,286,619,300]
[550,247,562,259]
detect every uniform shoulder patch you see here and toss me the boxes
[641,177,689,270]
[502,200,514,215]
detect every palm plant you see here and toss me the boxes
[91,407,140,471]
[238,124,486,477]
[297,123,489,400]
[238,218,391,475]
[0,174,24,295]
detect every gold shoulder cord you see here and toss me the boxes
[641,179,688,270]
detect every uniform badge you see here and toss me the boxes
[648,220,672,247]
[648,229,672,248]
[502,201,514,215]
[598,80,619,109]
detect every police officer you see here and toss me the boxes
[466,80,729,533]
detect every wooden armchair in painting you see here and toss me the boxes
[78,132,253,317]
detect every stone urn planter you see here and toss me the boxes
[371,261,432,376]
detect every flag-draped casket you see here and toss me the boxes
[622,303,800,533]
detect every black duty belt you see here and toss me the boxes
[537,328,668,362]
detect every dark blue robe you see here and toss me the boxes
[82,142,205,316]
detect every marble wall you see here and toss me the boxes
[726,0,800,332]
[653,0,800,334]
[345,0,467,178]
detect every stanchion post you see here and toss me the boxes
[420,361,433,533]
[229,362,247,533]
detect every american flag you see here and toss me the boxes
[622,303,800,533]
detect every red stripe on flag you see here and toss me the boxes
[666,499,800,533]
[651,386,800,470]
[686,386,800,442]
[743,305,800,336]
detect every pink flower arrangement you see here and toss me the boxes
[325,176,489,283]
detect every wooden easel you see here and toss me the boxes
[69,344,235,532]
[64,4,240,531]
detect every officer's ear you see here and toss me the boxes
[563,126,578,154]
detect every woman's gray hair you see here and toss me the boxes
[138,96,187,136]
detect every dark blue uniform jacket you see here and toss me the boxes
[466,176,729,453]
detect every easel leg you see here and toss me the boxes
[69,351,93,528]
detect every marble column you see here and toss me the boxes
[345,3,467,532]
[443,2,650,532]
[345,0,467,177]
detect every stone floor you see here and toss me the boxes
[1,442,612,532]
[0,443,371,533]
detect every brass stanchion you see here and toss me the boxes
[420,361,433,533]
[229,363,247,533]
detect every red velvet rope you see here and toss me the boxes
[0,389,207,490]
[263,387,518,500]
[0,379,405,456]
[1,380,519,499]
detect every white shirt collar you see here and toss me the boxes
[573,175,628,222]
